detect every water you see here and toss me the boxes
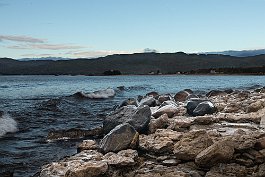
[0,75,265,176]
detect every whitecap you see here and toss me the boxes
[85,88,115,99]
[0,113,18,137]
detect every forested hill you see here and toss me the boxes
[1,52,265,75]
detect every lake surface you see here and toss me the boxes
[0,75,265,176]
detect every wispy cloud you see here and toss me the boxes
[20,53,53,57]
[0,35,45,43]
[8,43,84,50]
[68,50,132,58]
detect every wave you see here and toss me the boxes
[0,113,18,137]
[73,88,116,99]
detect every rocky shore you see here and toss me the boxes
[38,87,265,177]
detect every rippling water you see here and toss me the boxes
[0,75,265,176]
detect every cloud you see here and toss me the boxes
[7,43,84,50]
[68,50,132,58]
[0,35,45,43]
[20,53,54,57]
[143,48,158,53]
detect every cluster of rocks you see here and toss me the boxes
[39,88,265,177]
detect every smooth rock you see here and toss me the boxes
[99,123,139,153]
[138,97,157,107]
[174,130,213,160]
[158,95,171,103]
[192,101,216,116]
[186,98,208,115]
[174,91,190,102]
[152,105,179,118]
[195,139,234,167]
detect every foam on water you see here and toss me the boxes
[0,113,18,137]
[85,88,115,99]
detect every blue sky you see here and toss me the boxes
[0,0,265,59]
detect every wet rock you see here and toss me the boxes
[184,89,193,94]
[146,91,159,98]
[0,110,4,117]
[224,89,234,94]
[174,90,190,102]
[119,98,138,107]
[103,105,151,134]
[152,104,179,118]
[158,95,171,103]
[138,96,157,107]
[77,140,97,152]
[186,94,199,100]
[47,127,103,140]
[192,101,216,116]
[117,86,125,91]
[186,98,208,115]
[38,98,62,111]
[205,163,249,177]
[148,114,169,134]
[195,139,234,167]
[99,123,139,153]
[102,149,138,167]
[206,90,227,97]
[173,130,213,160]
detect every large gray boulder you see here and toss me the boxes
[138,96,157,107]
[99,123,139,153]
[103,105,151,134]
[174,90,190,102]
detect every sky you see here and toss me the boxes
[0,0,265,59]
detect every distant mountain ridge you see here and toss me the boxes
[19,57,73,61]
[203,49,265,57]
[1,52,265,75]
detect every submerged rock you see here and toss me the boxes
[47,127,103,140]
[99,123,139,153]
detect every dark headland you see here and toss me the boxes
[1,52,265,75]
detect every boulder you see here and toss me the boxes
[138,97,157,107]
[146,91,160,98]
[119,98,138,107]
[174,130,213,160]
[186,94,199,100]
[195,139,234,167]
[152,105,179,118]
[99,123,139,153]
[174,91,190,102]
[103,105,151,134]
[139,129,182,154]
[192,101,216,116]
[159,100,178,108]
[158,95,171,103]
[186,98,208,115]
[102,149,138,167]
[148,114,169,133]
[206,90,227,97]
